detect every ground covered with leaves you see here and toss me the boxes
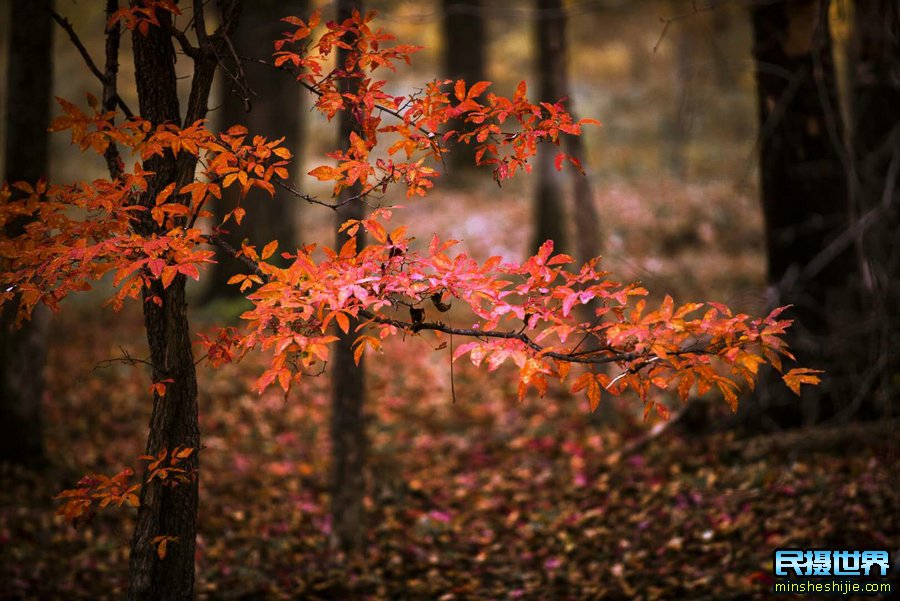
[0,295,897,600]
[2,177,897,600]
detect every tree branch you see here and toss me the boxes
[240,55,442,140]
[273,176,388,211]
[48,7,135,119]
[203,232,717,370]
[102,0,125,180]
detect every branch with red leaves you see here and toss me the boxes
[0,6,819,429]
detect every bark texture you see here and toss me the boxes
[331,0,367,555]
[747,0,863,428]
[126,7,202,599]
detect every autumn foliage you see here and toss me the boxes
[0,5,816,529]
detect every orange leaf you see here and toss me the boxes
[783,368,824,396]
[261,240,278,260]
[335,312,350,334]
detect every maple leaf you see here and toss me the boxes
[783,368,824,396]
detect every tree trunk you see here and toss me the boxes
[331,0,367,555]
[851,0,900,414]
[126,9,202,600]
[746,0,864,428]
[532,0,569,254]
[662,0,693,179]
[442,0,486,177]
[0,0,53,468]
[202,0,306,304]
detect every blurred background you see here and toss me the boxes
[1,1,897,599]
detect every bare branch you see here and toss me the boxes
[220,32,252,112]
[240,55,441,139]
[192,0,209,45]
[48,7,135,119]
[168,21,200,58]
[273,176,387,211]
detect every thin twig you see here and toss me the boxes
[273,176,385,211]
[652,0,724,53]
[221,32,252,112]
[94,346,154,371]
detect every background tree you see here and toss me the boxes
[531,0,569,253]
[531,0,601,267]
[850,0,900,412]
[747,0,864,428]
[0,4,811,598]
[661,0,693,180]
[202,0,306,304]
[441,0,485,176]
[0,0,53,468]
[331,0,367,555]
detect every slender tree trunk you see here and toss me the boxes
[531,0,601,266]
[662,0,693,179]
[0,0,53,468]
[746,0,863,428]
[126,8,204,599]
[442,0,485,176]
[331,0,366,555]
[202,0,306,304]
[851,0,900,414]
[532,0,569,253]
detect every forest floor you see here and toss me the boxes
[1,180,898,600]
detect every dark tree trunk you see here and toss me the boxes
[202,0,306,304]
[531,0,602,264]
[126,7,205,599]
[532,0,568,253]
[331,0,366,555]
[0,0,53,468]
[746,0,864,428]
[552,2,601,268]
[851,0,900,412]
[441,0,485,176]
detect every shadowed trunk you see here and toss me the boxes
[331,0,367,555]
[442,0,485,177]
[0,0,53,468]
[531,0,601,267]
[532,0,568,253]
[202,0,306,304]
[745,0,865,429]
[125,3,213,597]
[851,0,900,414]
